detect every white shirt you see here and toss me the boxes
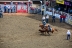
[46,15,49,19]
[67,31,71,35]
[42,16,45,20]
[7,6,10,9]
[11,6,14,9]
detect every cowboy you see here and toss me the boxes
[42,20,46,26]
[67,30,71,40]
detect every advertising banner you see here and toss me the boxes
[17,4,28,13]
[56,0,64,4]
[64,1,70,6]
[64,1,72,6]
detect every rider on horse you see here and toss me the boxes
[42,20,46,26]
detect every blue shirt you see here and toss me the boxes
[4,6,6,9]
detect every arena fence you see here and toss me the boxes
[46,8,72,25]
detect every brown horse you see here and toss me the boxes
[39,24,48,29]
[39,24,44,29]
[39,26,58,35]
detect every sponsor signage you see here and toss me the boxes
[64,1,70,6]
[64,1,72,6]
[56,0,64,4]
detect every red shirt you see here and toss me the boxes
[62,15,64,18]
[30,7,34,10]
[63,15,66,19]
[60,15,63,18]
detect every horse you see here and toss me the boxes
[39,24,48,29]
[39,24,44,29]
[39,26,58,35]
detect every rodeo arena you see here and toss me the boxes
[0,0,72,48]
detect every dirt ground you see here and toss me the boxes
[0,13,72,48]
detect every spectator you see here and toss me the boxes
[42,16,45,21]
[68,8,70,13]
[64,8,66,12]
[13,6,16,13]
[11,6,12,13]
[52,16,55,23]
[66,30,71,40]
[58,7,60,11]
[60,14,63,23]
[46,14,49,23]
[60,13,66,23]
[63,14,66,23]
[8,6,10,13]
[42,16,46,25]
[4,6,7,13]
[37,9,41,14]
